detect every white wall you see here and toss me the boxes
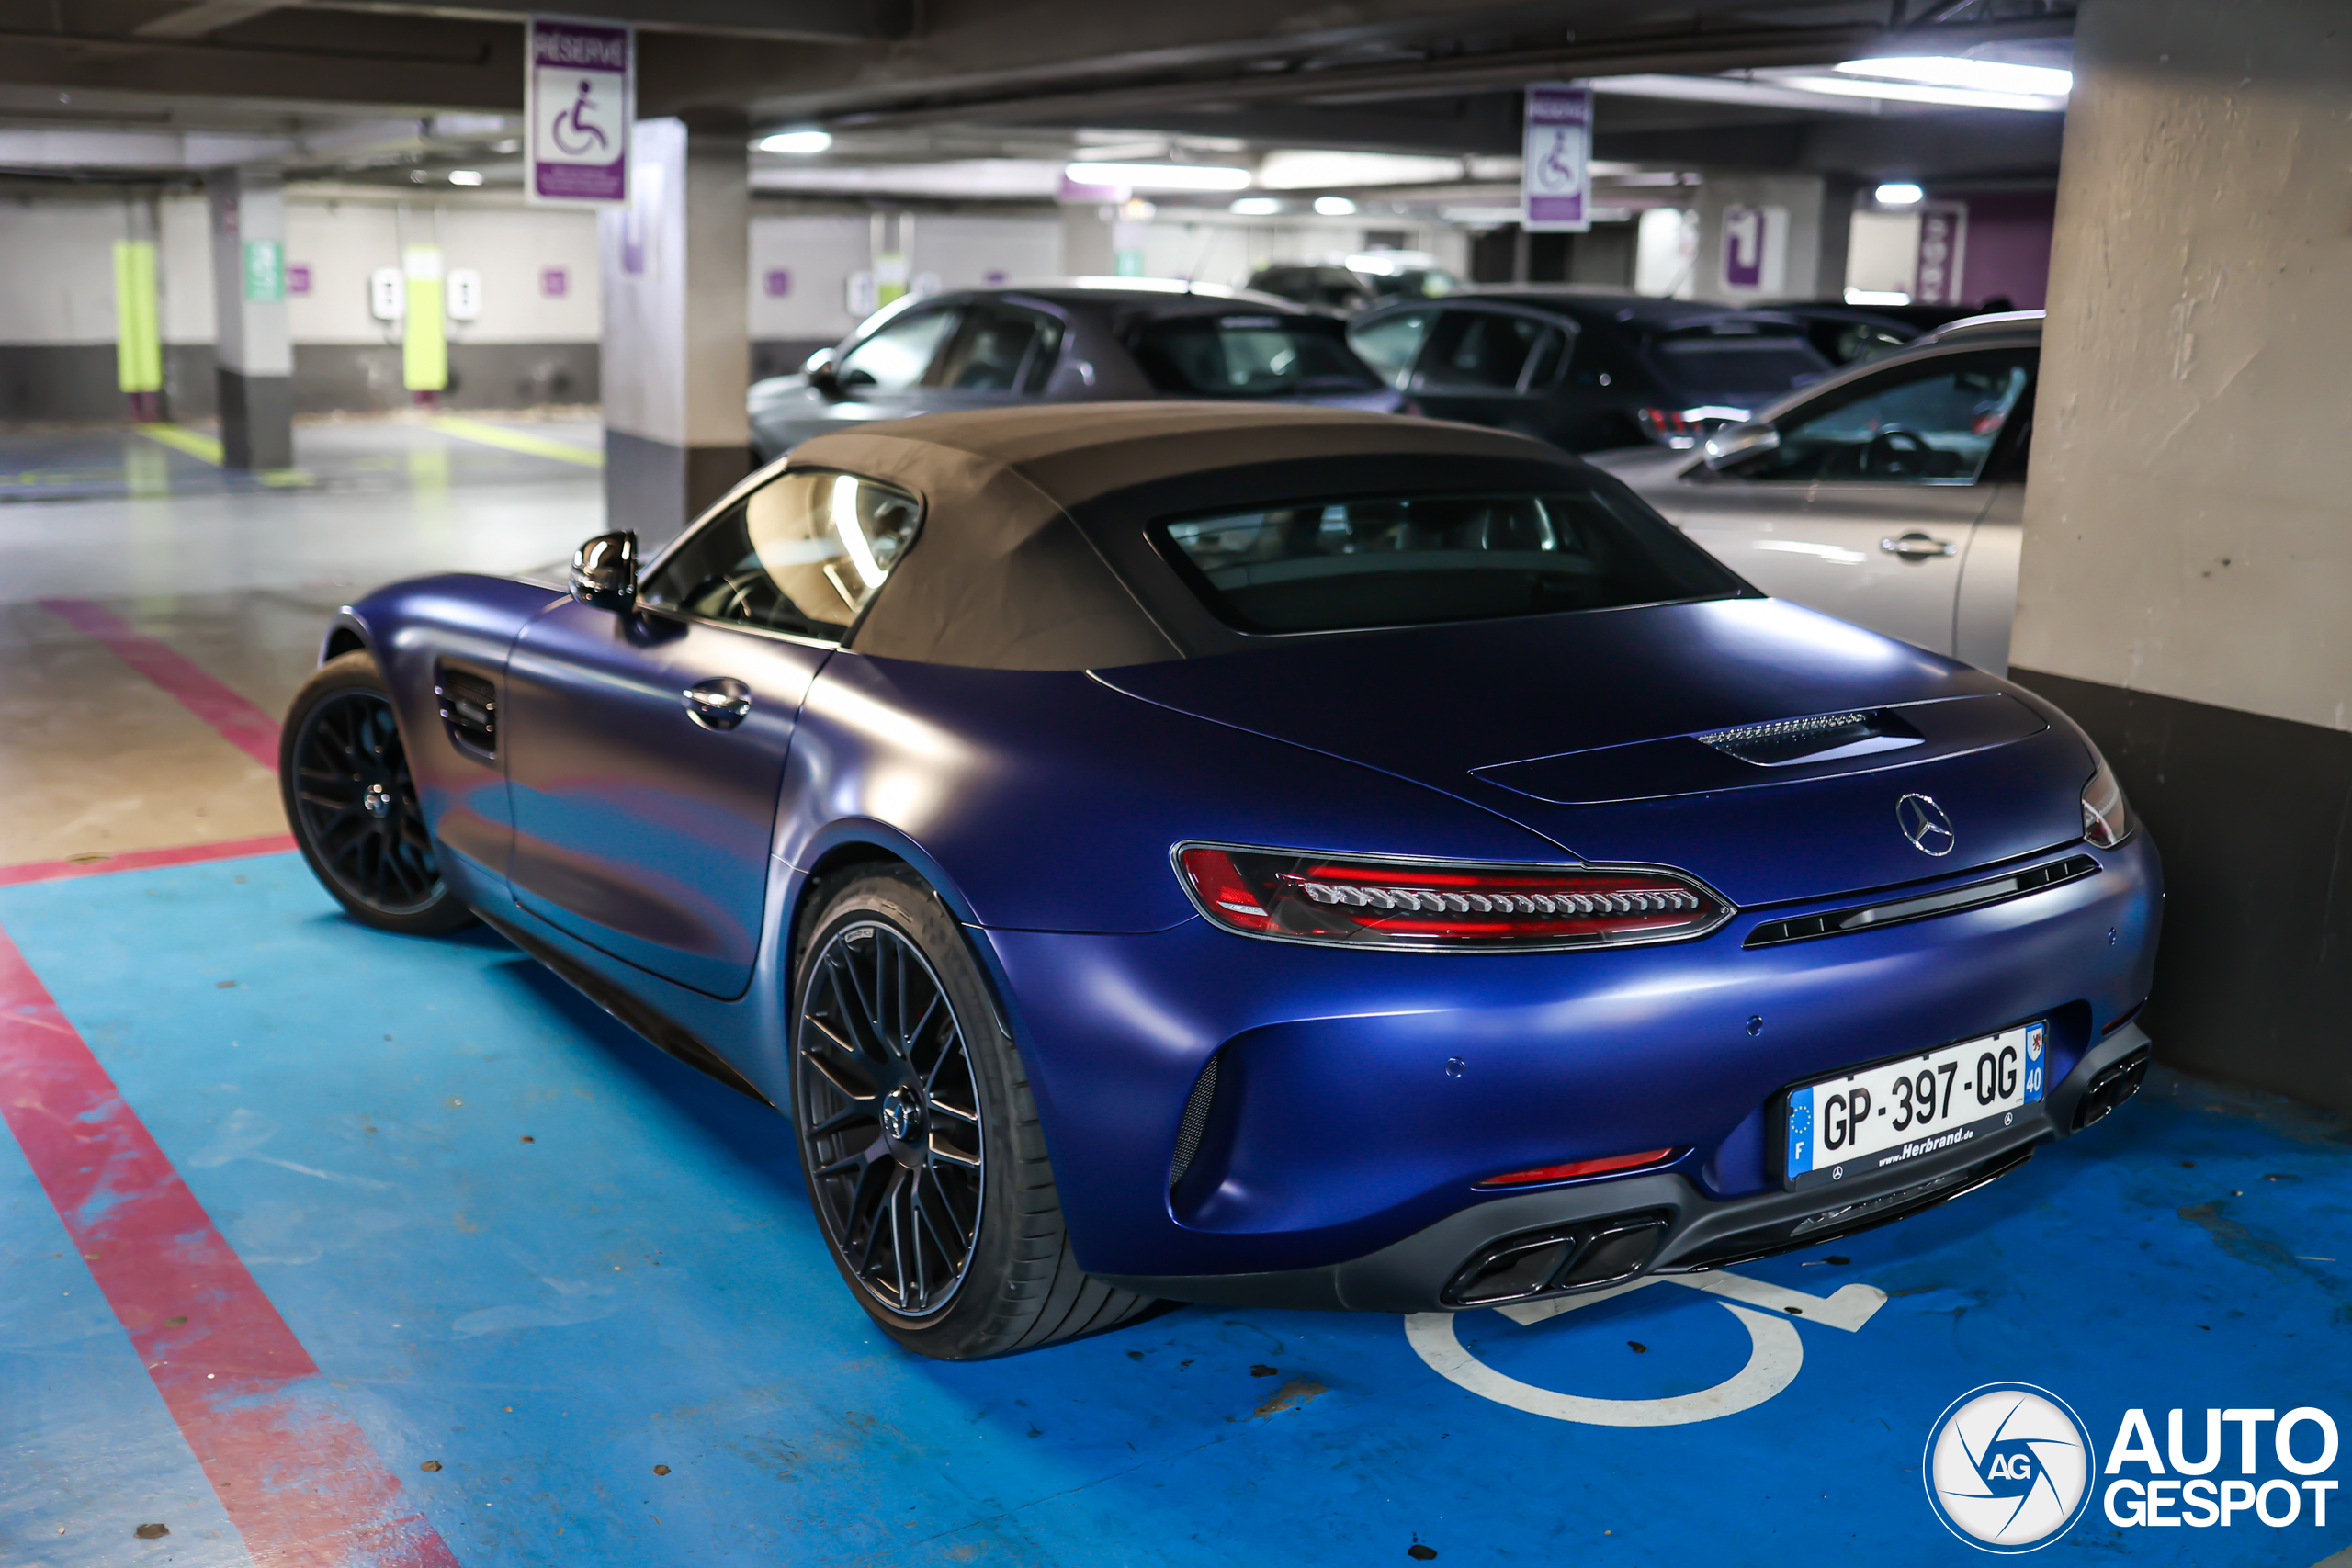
[0,199,124,344]
[283,197,602,345]
[1845,209,1920,298]
[159,195,214,344]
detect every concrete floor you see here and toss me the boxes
[1,417,2347,1567]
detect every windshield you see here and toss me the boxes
[1645,327,1832,400]
[1154,487,1746,635]
[1129,313,1385,398]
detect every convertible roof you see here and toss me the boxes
[790,403,1578,671]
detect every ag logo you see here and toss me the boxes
[1925,1383,2097,1552]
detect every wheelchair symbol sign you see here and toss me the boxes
[527,17,631,206]
[1406,1268,1887,1426]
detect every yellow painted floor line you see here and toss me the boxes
[429,415,604,468]
[139,423,222,465]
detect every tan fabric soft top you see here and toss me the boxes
[779,402,1577,671]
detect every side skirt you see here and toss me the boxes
[475,905,777,1109]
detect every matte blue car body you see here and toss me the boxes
[326,567,2160,1302]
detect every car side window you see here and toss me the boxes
[929,305,1059,393]
[1727,350,2035,484]
[1414,310,1562,394]
[638,469,922,639]
[834,307,958,392]
[1349,309,1436,388]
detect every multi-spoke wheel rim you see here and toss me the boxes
[291,691,443,915]
[796,920,984,1318]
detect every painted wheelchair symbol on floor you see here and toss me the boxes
[1406,1269,1887,1426]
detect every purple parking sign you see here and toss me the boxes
[1521,84,1592,232]
[527,17,632,207]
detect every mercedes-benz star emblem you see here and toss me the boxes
[1896,793,1956,856]
[880,1089,917,1141]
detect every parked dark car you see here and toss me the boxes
[748,283,1401,461]
[1247,258,1462,314]
[1348,289,1836,453]
[282,401,2157,1360]
[1767,303,1924,365]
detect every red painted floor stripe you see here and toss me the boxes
[0,916,460,1568]
[0,832,298,888]
[39,596,282,771]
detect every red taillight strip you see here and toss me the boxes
[1294,880,1701,916]
[1477,1148,1680,1188]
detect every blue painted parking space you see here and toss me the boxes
[2,852,2346,1566]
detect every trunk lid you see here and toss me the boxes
[1096,598,2088,908]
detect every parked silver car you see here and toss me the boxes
[1590,311,2041,673]
[747,282,1403,461]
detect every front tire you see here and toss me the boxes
[279,650,474,936]
[791,868,1155,1359]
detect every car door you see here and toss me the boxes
[1348,306,1436,389]
[750,301,963,456]
[1953,382,2034,673]
[502,468,922,998]
[1402,305,1571,439]
[1666,347,2034,658]
[916,301,1065,412]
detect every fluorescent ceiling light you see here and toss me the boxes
[447,169,483,185]
[1846,288,1913,306]
[1777,75,2064,112]
[1874,182,1925,205]
[1313,195,1357,216]
[1229,196,1282,215]
[1590,74,1883,114]
[1254,150,1464,190]
[1836,56,2072,96]
[1066,161,1250,190]
[760,130,832,154]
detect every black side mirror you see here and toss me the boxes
[571,531,638,610]
[803,345,841,394]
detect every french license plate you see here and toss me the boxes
[1782,1021,2045,1190]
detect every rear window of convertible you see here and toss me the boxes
[1152,488,1746,635]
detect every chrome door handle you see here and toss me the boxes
[1880,532,1957,560]
[682,678,752,731]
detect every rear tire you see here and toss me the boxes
[790,867,1157,1359]
[279,650,474,936]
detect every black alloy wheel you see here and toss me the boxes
[796,919,985,1318]
[279,650,474,935]
[789,869,1157,1359]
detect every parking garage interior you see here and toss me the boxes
[3,0,2349,1563]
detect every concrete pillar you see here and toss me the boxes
[599,116,751,547]
[205,167,293,469]
[2013,0,2352,1114]
[1690,173,1854,304]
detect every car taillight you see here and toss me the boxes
[2081,752,2134,848]
[1174,845,1728,951]
[1634,406,1695,445]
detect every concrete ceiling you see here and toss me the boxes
[0,0,2074,186]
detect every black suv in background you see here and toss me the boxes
[748,283,1401,462]
[1347,289,1835,453]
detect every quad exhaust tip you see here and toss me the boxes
[2074,1045,2153,1131]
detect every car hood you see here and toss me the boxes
[1094,597,2091,908]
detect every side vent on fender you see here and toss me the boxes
[435,666,498,758]
[1169,1057,1221,1190]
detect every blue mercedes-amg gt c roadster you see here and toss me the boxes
[281,403,2159,1359]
